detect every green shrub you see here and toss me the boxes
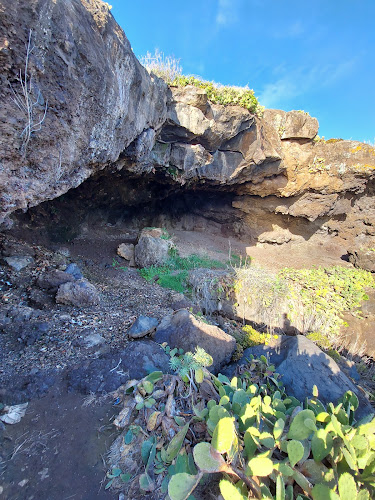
[140,50,264,116]
[172,75,263,115]
[234,324,279,349]
[306,331,334,350]
[112,352,375,499]
[156,271,188,293]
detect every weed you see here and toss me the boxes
[112,258,127,272]
[160,230,171,240]
[325,138,343,144]
[308,156,330,173]
[173,75,264,115]
[313,135,326,143]
[9,30,48,155]
[306,331,333,350]
[233,324,279,349]
[140,50,264,116]
[140,49,182,84]
[139,251,228,293]
[326,349,341,362]
[156,271,188,293]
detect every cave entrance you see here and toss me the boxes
[7,169,247,265]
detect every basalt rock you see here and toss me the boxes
[0,0,167,224]
[56,278,100,307]
[263,109,319,140]
[348,247,375,273]
[1,0,375,257]
[154,309,236,373]
[223,335,374,420]
[134,227,170,268]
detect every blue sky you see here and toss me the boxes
[110,0,375,143]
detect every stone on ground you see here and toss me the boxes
[67,340,170,394]
[4,256,34,271]
[37,270,75,292]
[56,279,100,307]
[117,243,135,266]
[128,315,159,339]
[154,309,236,373]
[65,263,83,280]
[134,228,170,268]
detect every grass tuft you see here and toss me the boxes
[139,50,264,116]
[138,252,229,293]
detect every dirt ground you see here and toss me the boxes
[172,229,351,270]
[1,382,119,500]
[0,225,372,500]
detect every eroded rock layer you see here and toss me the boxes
[1,0,375,252]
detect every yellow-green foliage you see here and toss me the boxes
[326,138,343,144]
[227,265,375,340]
[313,135,326,143]
[306,331,333,350]
[280,266,374,337]
[172,75,263,115]
[326,349,342,362]
[236,325,279,348]
[139,50,263,116]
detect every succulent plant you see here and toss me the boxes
[111,350,375,499]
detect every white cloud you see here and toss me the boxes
[258,60,356,108]
[216,0,239,27]
[273,21,305,39]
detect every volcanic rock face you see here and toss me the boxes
[0,0,167,222]
[1,0,375,253]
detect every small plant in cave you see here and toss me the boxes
[112,258,128,272]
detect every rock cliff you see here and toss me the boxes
[1,0,374,252]
[0,0,166,222]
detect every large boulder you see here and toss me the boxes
[134,228,170,268]
[154,309,236,373]
[156,86,284,186]
[161,87,254,152]
[0,0,167,223]
[224,335,373,420]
